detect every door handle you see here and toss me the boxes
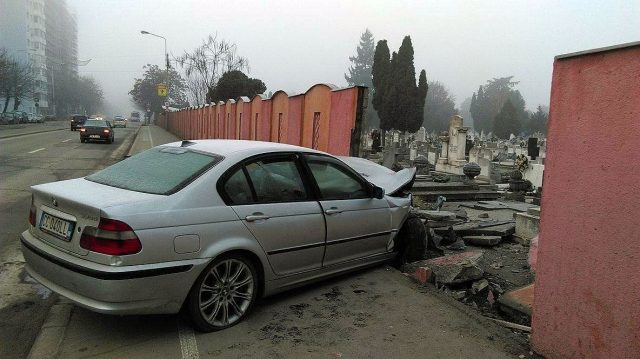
[245,214,270,222]
[324,207,343,215]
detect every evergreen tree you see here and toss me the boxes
[423,81,458,133]
[372,40,391,129]
[345,29,379,127]
[527,105,548,134]
[470,76,527,133]
[345,29,375,87]
[373,36,427,132]
[207,70,266,103]
[493,99,521,138]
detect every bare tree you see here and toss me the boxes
[1,50,34,113]
[175,34,249,104]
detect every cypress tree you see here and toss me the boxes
[493,99,521,138]
[372,40,391,129]
[372,36,428,132]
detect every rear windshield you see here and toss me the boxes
[86,147,223,195]
[85,119,107,127]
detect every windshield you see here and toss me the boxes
[86,147,223,195]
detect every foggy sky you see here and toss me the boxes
[69,0,640,116]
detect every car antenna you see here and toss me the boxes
[180,140,196,147]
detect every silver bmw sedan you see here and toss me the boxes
[21,140,416,331]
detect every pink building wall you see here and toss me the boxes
[532,42,640,358]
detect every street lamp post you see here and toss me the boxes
[141,30,169,124]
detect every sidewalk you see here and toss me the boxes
[0,121,67,139]
[126,124,180,157]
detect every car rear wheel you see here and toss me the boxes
[187,255,258,332]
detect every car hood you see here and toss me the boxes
[338,156,416,196]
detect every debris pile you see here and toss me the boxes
[406,200,538,325]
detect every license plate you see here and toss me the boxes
[40,212,74,241]
[90,135,100,138]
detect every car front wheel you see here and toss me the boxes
[187,255,258,332]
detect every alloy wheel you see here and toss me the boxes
[198,258,255,327]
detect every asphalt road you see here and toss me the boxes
[0,122,139,359]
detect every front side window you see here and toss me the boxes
[245,158,308,203]
[307,158,369,200]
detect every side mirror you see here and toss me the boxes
[372,185,385,199]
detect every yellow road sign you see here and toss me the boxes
[157,83,168,97]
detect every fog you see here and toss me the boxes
[69,0,640,116]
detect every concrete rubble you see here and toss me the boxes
[406,198,538,327]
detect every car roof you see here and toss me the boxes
[163,139,326,158]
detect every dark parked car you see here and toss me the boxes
[70,114,88,131]
[79,119,114,143]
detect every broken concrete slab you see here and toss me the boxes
[514,212,540,245]
[472,279,490,294]
[422,250,484,284]
[434,221,515,238]
[461,201,535,212]
[414,210,456,221]
[498,284,534,321]
[464,235,502,247]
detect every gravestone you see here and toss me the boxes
[435,115,469,175]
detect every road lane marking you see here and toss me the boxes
[178,319,199,359]
[28,148,45,154]
[62,139,72,142]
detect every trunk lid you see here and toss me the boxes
[31,178,160,255]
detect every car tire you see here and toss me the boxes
[187,254,259,332]
[394,213,427,265]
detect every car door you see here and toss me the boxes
[303,154,392,267]
[220,153,326,276]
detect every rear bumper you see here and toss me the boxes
[21,230,209,315]
[80,133,111,141]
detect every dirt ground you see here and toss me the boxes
[57,266,534,358]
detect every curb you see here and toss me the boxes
[0,127,66,140]
[125,125,144,158]
[27,298,73,359]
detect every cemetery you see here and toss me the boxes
[361,112,544,329]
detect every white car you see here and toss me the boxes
[112,116,127,128]
[21,140,418,331]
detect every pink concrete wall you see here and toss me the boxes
[532,43,640,358]
[162,85,365,156]
[287,95,304,146]
[260,99,272,141]
[328,89,357,156]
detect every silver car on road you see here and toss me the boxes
[21,140,416,331]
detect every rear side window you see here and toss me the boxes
[219,156,309,205]
[86,147,222,195]
[245,158,308,203]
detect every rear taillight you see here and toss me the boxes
[29,195,36,227]
[80,218,141,255]
[80,128,86,132]
[103,129,110,133]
